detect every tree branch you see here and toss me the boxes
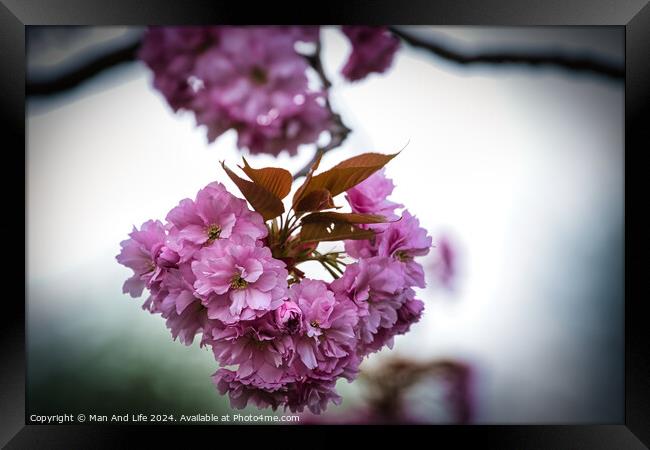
[389,27,624,80]
[294,43,352,180]
[26,41,140,97]
[26,28,623,99]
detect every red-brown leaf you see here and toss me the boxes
[301,211,387,224]
[221,162,284,221]
[239,157,292,200]
[299,221,376,243]
[294,189,337,213]
[292,150,324,208]
[294,152,398,205]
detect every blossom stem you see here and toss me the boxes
[319,260,340,279]
[325,260,344,275]
[301,250,345,278]
[285,222,303,238]
[279,211,298,244]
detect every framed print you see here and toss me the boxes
[2,0,648,447]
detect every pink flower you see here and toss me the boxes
[364,288,424,353]
[166,181,267,262]
[343,168,403,261]
[209,316,295,385]
[341,26,400,81]
[207,280,359,414]
[287,280,358,375]
[191,238,288,323]
[285,378,342,414]
[345,210,432,288]
[138,27,218,111]
[331,256,419,356]
[393,288,425,335]
[143,264,194,315]
[214,371,344,415]
[375,211,432,288]
[275,300,303,334]
[165,298,207,346]
[375,211,431,259]
[331,256,404,304]
[431,235,457,290]
[213,368,288,411]
[215,368,344,415]
[345,168,402,220]
[226,91,331,157]
[142,264,207,346]
[209,309,351,415]
[192,26,330,155]
[117,153,431,414]
[140,26,331,156]
[116,220,168,297]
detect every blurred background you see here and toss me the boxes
[26,26,624,424]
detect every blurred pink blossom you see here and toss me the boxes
[139,26,332,156]
[341,26,400,81]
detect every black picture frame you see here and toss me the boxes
[3,0,647,447]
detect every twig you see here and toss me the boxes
[389,27,624,80]
[294,42,352,180]
[363,356,473,424]
[26,28,623,99]
[26,41,140,96]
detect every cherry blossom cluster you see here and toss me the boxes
[138,26,400,156]
[116,167,430,414]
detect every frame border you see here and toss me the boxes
[3,1,647,447]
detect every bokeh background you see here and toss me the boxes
[26,26,624,423]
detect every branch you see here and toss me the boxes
[362,357,473,424]
[26,28,623,99]
[389,27,624,80]
[294,43,352,180]
[26,41,140,97]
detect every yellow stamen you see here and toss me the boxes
[230,274,248,290]
[206,224,222,243]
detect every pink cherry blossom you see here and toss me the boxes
[209,316,295,384]
[142,263,208,346]
[375,211,432,288]
[139,26,332,156]
[164,298,208,346]
[363,288,425,353]
[345,168,402,220]
[166,181,267,262]
[213,368,289,411]
[118,149,434,415]
[191,238,288,324]
[116,219,168,297]
[274,300,303,334]
[284,378,342,415]
[341,26,400,81]
[331,256,421,356]
[345,210,432,288]
[431,234,457,290]
[287,279,359,377]
[138,27,218,111]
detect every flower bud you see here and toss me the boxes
[275,300,303,334]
